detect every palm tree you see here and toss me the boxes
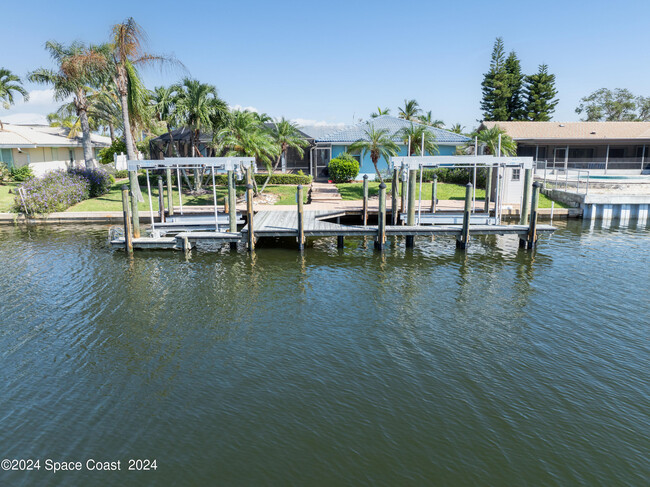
[473,125,517,155]
[175,78,229,191]
[47,112,82,138]
[151,85,180,156]
[370,107,390,118]
[398,123,438,156]
[0,68,29,129]
[86,84,122,142]
[450,123,465,134]
[29,42,106,168]
[259,117,309,192]
[348,124,399,182]
[418,110,444,128]
[398,99,421,121]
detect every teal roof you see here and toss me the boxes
[316,115,470,144]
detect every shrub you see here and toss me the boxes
[0,162,10,182]
[328,156,359,183]
[10,165,34,182]
[68,167,114,197]
[14,171,90,214]
[114,170,129,179]
[97,139,127,165]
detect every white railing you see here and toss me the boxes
[535,161,590,195]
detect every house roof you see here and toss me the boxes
[298,125,348,140]
[0,123,112,148]
[316,115,470,144]
[481,121,650,141]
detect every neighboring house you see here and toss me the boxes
[313,115,470,179]
[480,121,650,173]
[0,123,111,176]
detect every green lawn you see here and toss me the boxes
[0,183,20,212]
[68,180,307,212]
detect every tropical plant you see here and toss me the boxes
[0,67,29,128]
[47,112,82,138]
[348,124,399,182]
[397,123,438,156]
[398,99,421,121]
[418,111,444,128]
[15,170,89,214]
[370,107,390,118]
[68,167,114,197]
[328,156,359,183]
[151,84,180,156]
[472,125,517,156]
[97,138,127,165]
[29,41,106,168]
[260,118,309,192]
[10,166,34,182]
[449,123,465,134]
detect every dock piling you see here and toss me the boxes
[228,170,237,250]
[484,167,492,214]
[337,236,344,248]
[246,183,254,251]
[391,168,399,225]
[129,173,140,238]
[362,175,368,226]
[400,169,407,222]
[406,169,417,248]
[431,174,438,213]
[166,168,174,216]
[520,168,533,225]
[157,177,166,223]
[521,182,541,249]
[375,182,387,250]
[297,185,305,251]
[121,185,133,254]
[456,182,473,250]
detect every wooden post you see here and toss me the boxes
[166,168,174,216]
[246,183,254,251]
[121,185,133,254]
[400,169,407,220]
[129,172,140,238]
[520,167,533,225]
[362,174,368,226]
[431,174,438,213]
[391,168,399,225]
[406,168,417,248]
[376,182,387,250]
[157,177,165,223]
[456,182,472,250]
[337,236,344,249]
[228,170,237,232]
[297,185,305,251]
[484,166,492,214]
[524,182,541,249]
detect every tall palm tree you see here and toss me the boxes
[86,84,122,142]
[0,68,29,129]
[151,85,180,156]
[472,125,517,155]
[175,78,229,191]
[418,110,444,128]
[259,117,308,192]
[47,111,82,138]
[398,99,421,121]
[348,124,399,182]
[398,123,438,156]
[29,42,106,168]
[370,107,390,118]
[450,123,465,134]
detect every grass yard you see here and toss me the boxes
[0,183,20,212]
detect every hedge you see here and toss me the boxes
[328,157,359,183]
[68,167,114,197]
[137,171,312,187]
[14,171,90,214]
[386,167,487,189]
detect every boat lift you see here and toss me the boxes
[127,156,255,237]
[390,155,534,225]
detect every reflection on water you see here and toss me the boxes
[0,221,648,486]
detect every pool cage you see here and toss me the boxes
[127,157,256,237]
[390,155,534,225]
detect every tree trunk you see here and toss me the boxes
[117,79,143,201]
[76,89,95,169]
[372,158,384,183]
[109,123,115,143]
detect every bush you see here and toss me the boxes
[68,167,114,197]
[386,167,487,189]
[97,139,127,165]
[114,170,129,179]
[328,156,359,183]
[10,166,34,182]
[0,162,11,182]
[14,171,90,214]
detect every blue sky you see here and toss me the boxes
[3,0,650,131]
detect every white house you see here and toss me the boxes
[0,123,112,176]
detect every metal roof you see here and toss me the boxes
[315,115,470,144]
[0,123,112,148]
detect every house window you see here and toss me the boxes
[609,148,625,159]
[0,148,14,169]
[51,147,59,160]
[512,168,520,181]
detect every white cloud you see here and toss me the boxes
[229,104,258,113]
[1,113,48,124]
[291,118,346,128]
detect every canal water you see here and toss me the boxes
[0,221,648,486]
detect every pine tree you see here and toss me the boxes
[480,38,511,121]
[505,51,525,120]
[524,64,559,121]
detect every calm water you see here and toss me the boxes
[0,221,648,486]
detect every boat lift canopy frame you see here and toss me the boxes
[127,157,256,236]
[390,155,534,225]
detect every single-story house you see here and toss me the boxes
[313,115,470,179]
[0,123,111,176]
[480,121,650,173]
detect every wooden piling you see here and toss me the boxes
[337,235,344,248]
[406,169,417,248]
[391,168,399,225]
[297,185,305,251]
[522,182,541,249]
[456,182,473,250]
[157,177,166,223]
[228,170,237,250]
[431,174,438,213]
[484,167,492,214]
[129,171,140,238]
[246,183,254,251]
[519,167,533,225]
[166,168,174,216]
[362,174,368,226]
[400,170,407,220]
[376,182,387,250]
[121,185,133,254]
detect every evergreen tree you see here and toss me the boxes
[505,51,525,120]
[480,37,510,121]
[524,64,559,121]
